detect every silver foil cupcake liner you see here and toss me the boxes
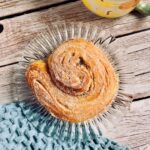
[15,22,133,142]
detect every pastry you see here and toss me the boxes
[26,38,119,123]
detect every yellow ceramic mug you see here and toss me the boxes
[82,0,150,18]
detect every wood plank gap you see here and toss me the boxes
[133,96,150,102]
[116,28,150,38]
[0,62,18,68]
[0,0,78,21]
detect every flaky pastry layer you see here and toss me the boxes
[26,39,119,123]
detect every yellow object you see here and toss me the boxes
[82,0,150,18]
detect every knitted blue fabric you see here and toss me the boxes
[0,102,130,150]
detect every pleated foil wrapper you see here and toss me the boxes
[14,22,133,142]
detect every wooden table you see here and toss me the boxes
[0,0,150,149]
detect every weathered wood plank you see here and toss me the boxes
[0,1,150,66]
[0,64,17,103]
[104,98,150,150]
[0,0,68,18]
[0,0,149,18]
[111,30,150,99]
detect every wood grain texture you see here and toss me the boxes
[0,1,149,103]
[0,64,17,103]
[0,66,150,150]
[0,0,68,18]
[0,1,150,67]
[0,30,149,102]
[0,0,149,18]
[104,98,150,150]
[112,30,150,100]
[0,1,150,149]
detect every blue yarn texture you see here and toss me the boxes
[0,102,130,150]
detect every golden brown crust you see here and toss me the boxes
[26,38,119,123]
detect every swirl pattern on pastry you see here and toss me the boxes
[26,39,119,123]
